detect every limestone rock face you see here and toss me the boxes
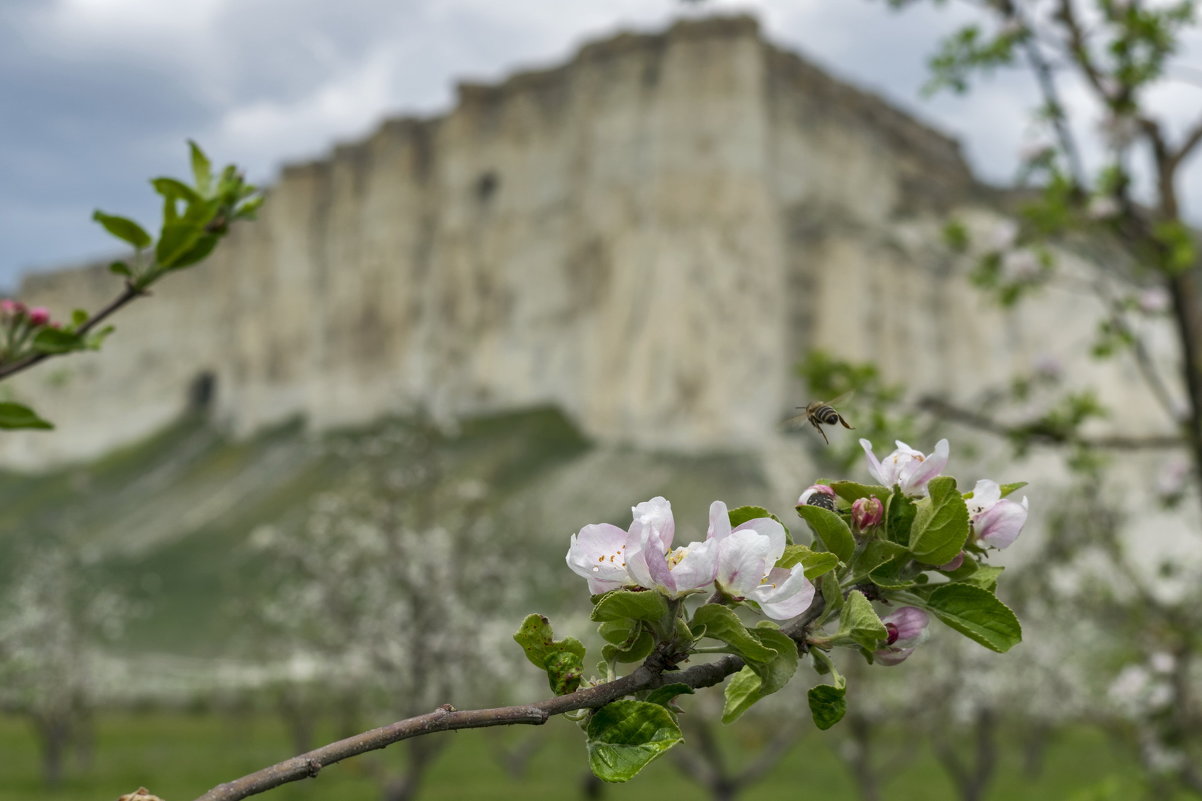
[0,15,1171,469]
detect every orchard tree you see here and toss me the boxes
[875,0,1202,793]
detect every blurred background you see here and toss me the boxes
[1,1,1201,799]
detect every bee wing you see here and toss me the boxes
[827,390,855,407]
[782,411,809,428]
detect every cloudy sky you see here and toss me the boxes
[3,0,1201,288]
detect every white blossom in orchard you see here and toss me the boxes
[875,607,930,666]
[623,497,718,597]
[860,438,950,497]
[967,479,1029,549]
[565,496,678,594]
[706,501,815,620]
[566,521,635,594]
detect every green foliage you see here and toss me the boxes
[776,544,840,579]
[0,402,54,430]
[591,590,670,626]
[586,699,684,782]
[513,614,586,695]
[807,680,848,730]
[795,505,855,562]
[908,476,969,566]
[728,504,791,541]
[839,590,888,652]
[690,605,778,663]
[924,23,1021,95]
[923,583,1022,653]
[722,626,799,722]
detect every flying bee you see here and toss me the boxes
[786,392,855,445]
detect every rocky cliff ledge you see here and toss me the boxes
[0,15,1160,469]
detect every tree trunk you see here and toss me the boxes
[34,715,70,788]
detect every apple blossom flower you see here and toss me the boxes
[707,501,814,619]
[1032,353,1063,381]
[967,479,1029,549]
[565,496,677,594]
[1000,248,1040,281]
[623,497,718,598]
[1087,194,1120,220]
[1137,287,1170,314]
[875,607,929,666]
[27,307,50,326]
[860,438,950,497]
[851,496,883,531]
[990,219,1019,252]
[797,483,835,511]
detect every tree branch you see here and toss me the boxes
[0,282,146,382]
[917,396,1182,450]
[192,599,826,801]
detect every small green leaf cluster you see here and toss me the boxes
[0,142,262,430]
[517,473,1025,783]
[98,141,262,290]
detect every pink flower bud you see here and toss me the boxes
[938,551,965,572]
[851,496,883,531]
[0,299,26,318]
[28,307,50,326]
[875,607,930,666]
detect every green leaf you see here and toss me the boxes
[70,309,88,328]
[84,325,115,351]
[643,684,693,712]
[188,140,213,195]
[167,233,220,270]
[155,222,205,269]
[602,630,654,665]
[818,572,844,617]
[0,402,54,430]
[852,539,908,576]
[959,565,1005,591]
[728,505,790,541]
[31,327,85,355]
[544,650,585,695]
[908,476,969,566]
[868,564,916,590]
[691,605,776,663]
[721,626,798,722]
[591,590,669,625]
[808,683,847,730]
[829,481,890,504]
[999,481,1028,498]
[885,490,916,546]
[776,544,840,579]
[586,700,683,782]
[795,505,855,563]
[109,261,132,278]
[925,584,1022,653]
[513,614,587,694]
[840,590,887,651]
[234,194,265,219]
[151,177,203,205]
[92,210,151,250]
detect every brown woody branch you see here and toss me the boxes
[192,599,826,801]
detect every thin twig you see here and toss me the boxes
[0,282,145,382]
[917,396,1182,450]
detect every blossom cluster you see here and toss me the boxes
[858,438,1029,551]
[566,497,815,620]
[1,299,57,363]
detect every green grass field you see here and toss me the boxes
[0,711,1158,801]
